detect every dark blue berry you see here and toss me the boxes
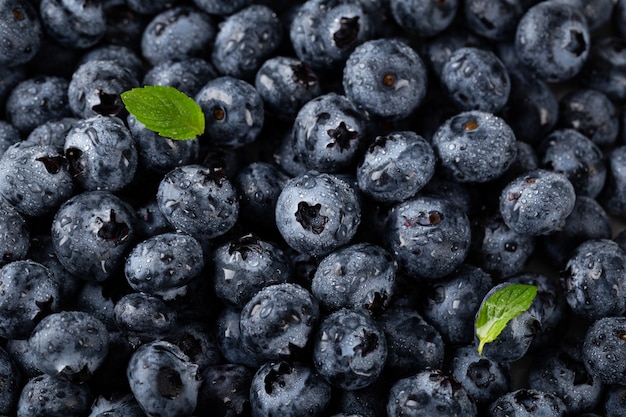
[0,0,42,67]
[389,0,458,37]
[275,171,361,257]
[142,58,216,98]
[196,363,253,417]
[24,117,78,153]
[384,194,471,280]
[78,45,144,82]
[214,305,265,368]
[0,197,29,267]
[343,38,428,120]
[0,345,21,415]
[488,389,567,417]
[583,316,626,385]
[88,394,146,417]
[16,374,93,417]
[191,0,252,16]
[463,0,525,41]
[313,308,387,390]
[113,292,177,340]
[39,0,106,49]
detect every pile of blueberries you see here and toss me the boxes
[1,0,626,416]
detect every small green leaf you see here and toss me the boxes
[475,283,537,356]
[121,85,204,140]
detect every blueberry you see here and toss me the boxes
[356,131,435,203]
[292,93,369,173]
[195,76,264,148]
[211,5,282,80]
[51,190,137,282]
[5,75,71,134]
[102,3,148,51]
[113,292,177,340]
[499,169,576,236]
[240,283,320,360]
[538,196,612,268]
[387,369,477,417]
[605,384,626,417]
[196,363,253,417]
[127,114,200,175]
[164,321,221,373]
[0,260,60,339]
[488,389,567,417]
[78,45,145,82]
[88,394,146,417]
[538,128,606,198]
[254,56,322,121]
[389,0,458,37]
[580,37,626,105]
[125,0,173,15]
[616,0,626,40]
[337,381,389,417]
[67,59,139,119]
[213,233,290,308]
[0,65,25,115]
[75,277,130,330]
[463,0,525,41]
[433,111,518,183]
[275,171,361,257]
[0,345,21,415]
[5,338,40,380]
[476,282,542,363]
[39,0,106,49]
[249,361,332,417]
[125,232,204,299]
[191,0,252,16]
[378,306,445,379]
[156,164,239,241]
[313,308,387,390]
[0,0,42,67]
[142,58,217,98]
[134,199,173,240]
[24,117,78,153]
[126,340,201,417]
[600,145,626,218]
[140,6,216,66]
[343,38,428,120]
[0,199,29,267]
[562,239,626,321]
[311,242,396,316]
[422,264,493,345]
[446,345,511,410]
[528,340,602,414]
[558,88,619,148]
[384,194,471,280]
[560,0,615,31]
[16,374,93,417]
[290,0,375,71]
[214,305,265,368]
[515,1,590,82]
[29,311,109,383]
[0,143,74,217]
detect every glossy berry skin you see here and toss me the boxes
[240,283,320,360]
[113,292,177,340]
[488,389,567,417]
[0,119,21,158]
[51,190,137,282]
[211,5,282,80]
[124,232,204,299]
[579,36,626,102]
[16,374,93,417]
[140,6,216,66]
[67,60,139,119]
[254,56,322,121]
[39,0,106,49]
[528,341,602,414]
[249,361,332,417]
[378,306,445,379]
[24,117,78,153]
[156,165,239,241]
[127,114,199,175]
[142,58,216,98]
[389,0,457,37]
[562,239,626,321]
[29,311,109,383]
[446,345,511,410]
[0,143,74,217]
[290,0,375,71]
[195,76,264,148]
[432,111,517,183]
[558,88,619,148]
[213,234,290,308]
[275,171,361,257]
[356,131,435,203]
[88,394,146,417]
[313,308,387,390]
[0,346,21,414]
[499,169,576,236]
[0,197,29,267]
[78,44,144,82]
[463,0,524,41]
[343,38,428,120]
[0,0,42,67]
[126,340,201,417]
[196,363,253,417]
[191,0,252,16]
[312,242,396,316]
[422,264,493,345]
[538,129,606,198]
[5,76,71,134]
[600,146,626,218]
[514,1,590,82]
[387,369,477,417]
[215,306,265,369]
[441,47,510,113]
[385,194,471,280]
[292,93,369,173]
[0,260,60,340]
[476,282,542,363]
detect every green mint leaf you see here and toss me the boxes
[475,283,538,356]
[121,85,204,140]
